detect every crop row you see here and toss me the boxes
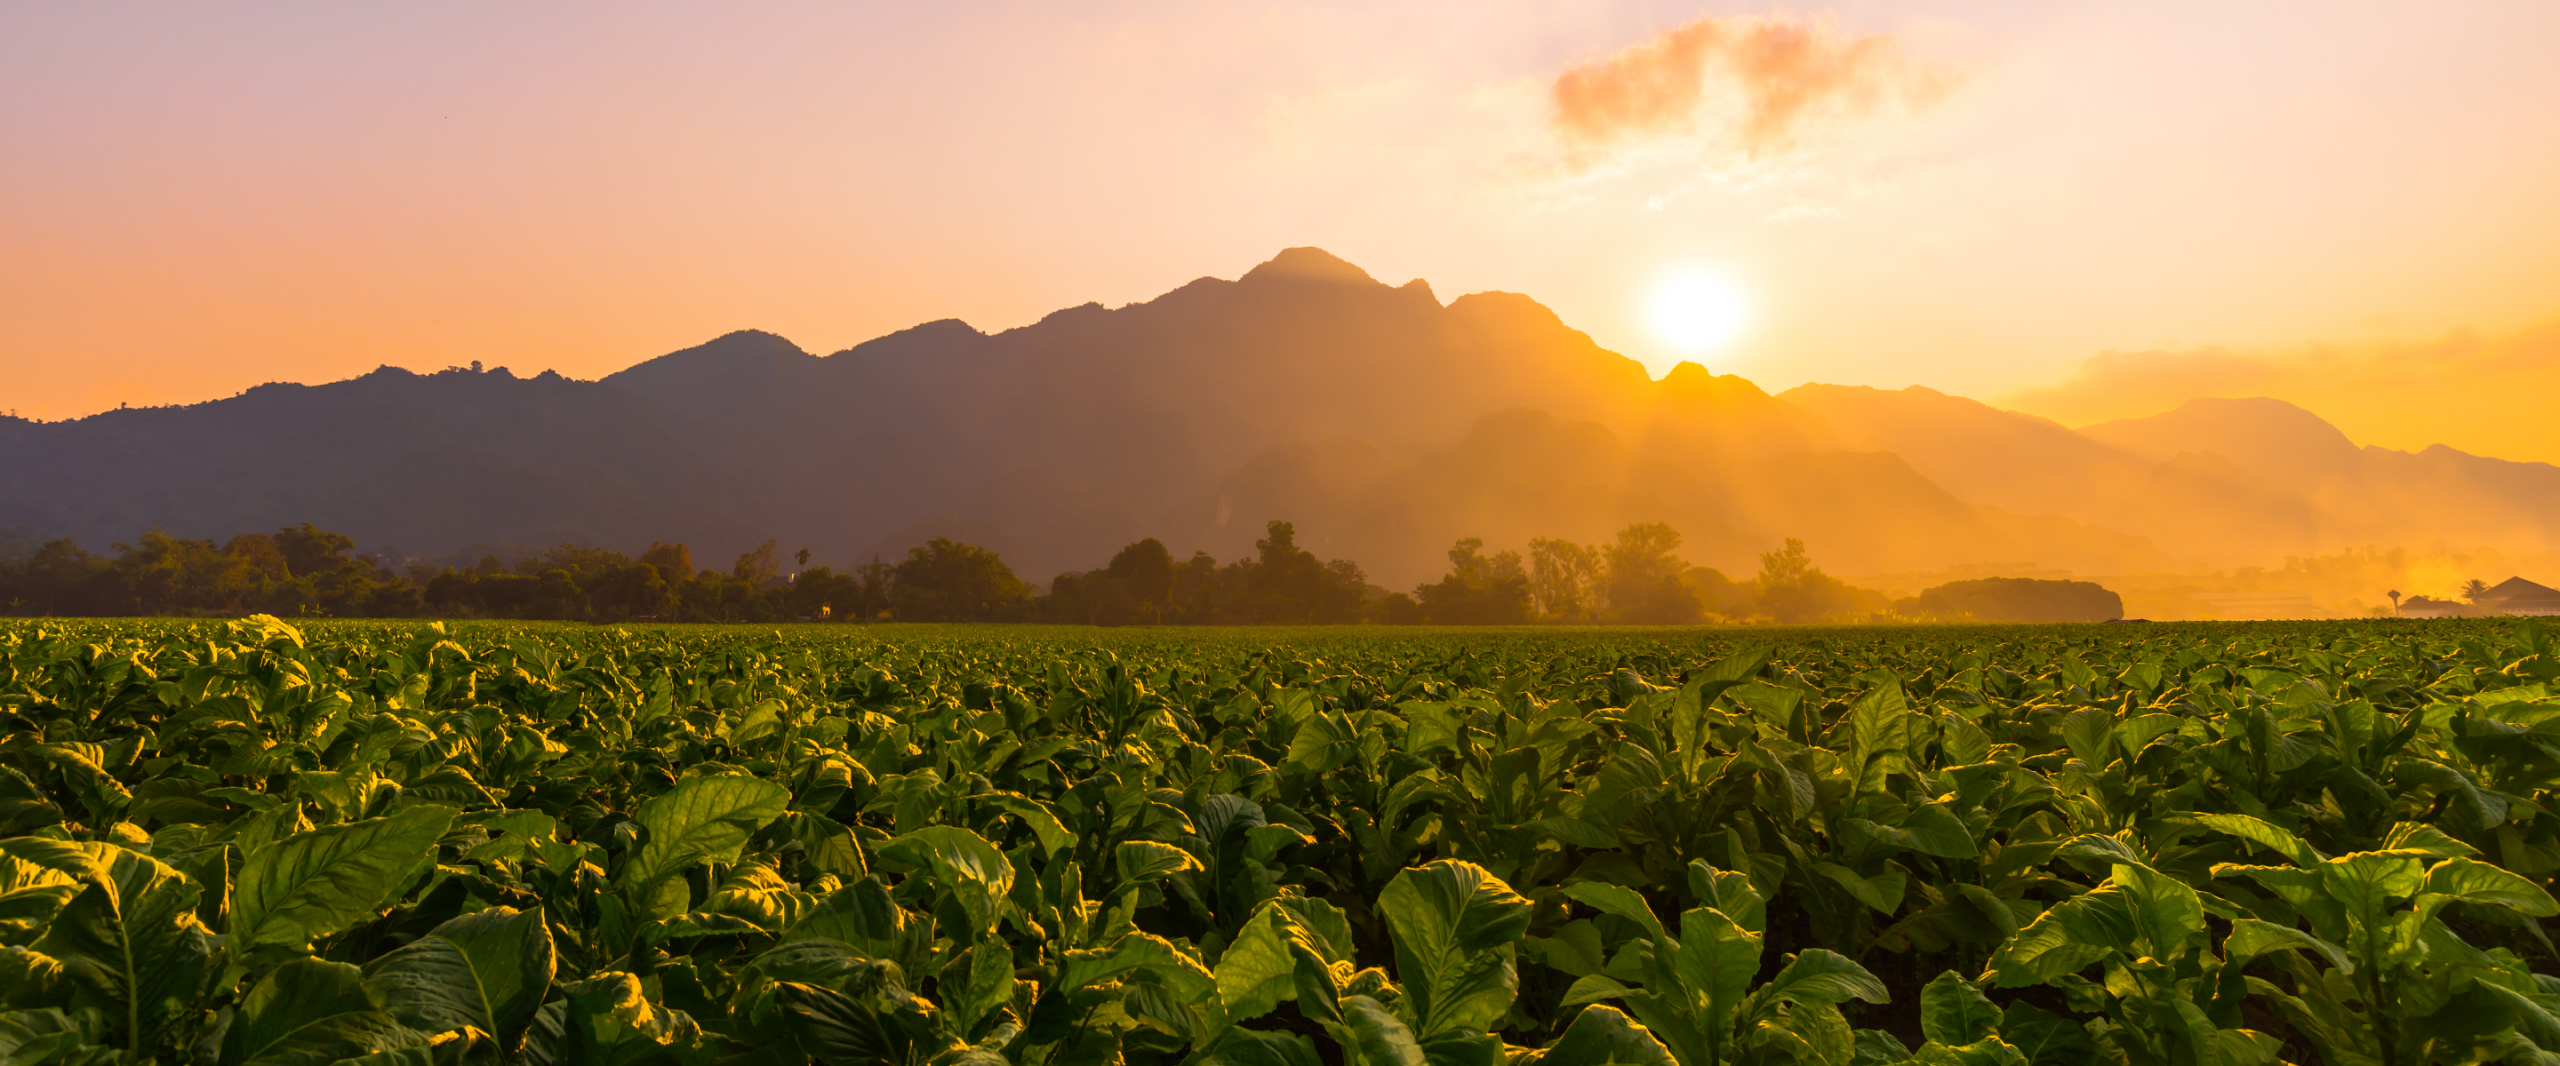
[0,617,2551,1066]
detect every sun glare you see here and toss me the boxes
[1647,273,1746,354]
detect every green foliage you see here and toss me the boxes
[0,613,2551,1066]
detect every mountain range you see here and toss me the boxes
[6,247,2557,591]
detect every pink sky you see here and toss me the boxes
[6,2,2558,459]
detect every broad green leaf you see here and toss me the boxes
[1273,896,1358,966]
[2111,863,2205,957]
[1378,860,1530,1040]
[618,776,789,919]
[1217,903,1302,1022]
[2058,708,2114,767]
[1338,994,1428,1066]
[222,956,401,1065]
[361,937,486,1039]
[233,805,456,953]
[986,793,1076,858]
[362,906,555,1045]
[1854,1029,1913,1064]
[1908,1037,2028,1066]
[1292,943,1343,1026]
[1765,1001,1856,1066]
[1057,932,1213,999]
[1537,1005,1678,1066]
[1754,949,1887,1010]
[2422,857,2560,916]
[2112,714,2183,758]
[1852,682,1916,784]
[1563,883,1668,944]
[551,971,691,1066]
[1115,841,1203,884]
[1559,974,1638,1008]
[877,825,1013,938]
[943,934,1015,1036]
[2215,863,2353,943]
[1919,971,1998,1046]
[1897,804,1980,859]
[1676,907,1761,1019]
[8,840,213,1052]
[2379,822,2478,859]
[1192,1025,1323,1066]
[1981,900,2112,988]
[788,877,912,949]
[2318,853,2424,945]
[1995,1003,2095,1066]
[1815,863,1907,915]
[1687,861,1764,935]
[1940,715,1993,767]
[2221,918,2352,973]
[2190,814,2322,867]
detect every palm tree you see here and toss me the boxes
[2461,578,2491,603]
[2387,589,2402,613]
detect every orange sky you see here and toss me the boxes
[6,3,2559,462]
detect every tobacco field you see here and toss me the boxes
[0,616,2557,1066]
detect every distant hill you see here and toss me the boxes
[5,247,2559,587]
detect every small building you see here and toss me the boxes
[2480,577,2560,617]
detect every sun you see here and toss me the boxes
[1647,273,1747,354]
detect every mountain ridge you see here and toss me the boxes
[5,248,2557,589]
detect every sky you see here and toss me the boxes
[6,2,2559,461]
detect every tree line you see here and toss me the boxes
[0,518,2010,624]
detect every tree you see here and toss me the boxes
[1528,538,1603,620]
[1604,523,1702,624]
[637,542,692,586]
[795,547,812,569]
[517,543,632,579]
[10,540,105,615]
[1243,520,1365,623]
[586,564,676,620]
[789,567,858,620]
[2387,589,2402,612]
[890,538,1030,622]
[223,533,291,581]
[2461,578,2492,603]
[1104,538,1175,609]
[853,555,894,621]
[1414,537,1532,624]
[733,540,780,587]
[1753,538,1886,623]
[272,523,355,577]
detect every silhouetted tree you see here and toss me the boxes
[733,540,781,587]
[853,555,894,621]
[1528,538,1603,621]
[1415,537,1532,624]
[1604,523,1702,623]
[273,523,354,577]
[1753,538,1884,623]
[891,538,1030,622]
[1245,520,1365,623]
[637,542,693,586]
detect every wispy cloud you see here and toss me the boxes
[1552,12,1955,165]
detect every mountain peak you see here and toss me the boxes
[1240,247,1379,287]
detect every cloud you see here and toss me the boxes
[1551,12,1953,162]
[1999,319,2560,465]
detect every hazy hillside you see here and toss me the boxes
[4,248,2556,589]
